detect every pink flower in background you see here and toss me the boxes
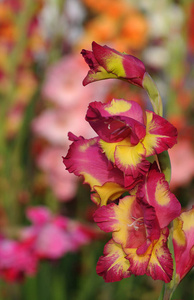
[0,205,99,281]
[42,53,112,109]
[36,147,77,201]
[169,139,194,189]
[21,206,99,259]
[26,205,52,225]
[0,237,38,282]
[32,107,93,146]
[35,53,113,143]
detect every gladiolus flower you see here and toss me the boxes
[64,41,183,288]
[94,195,173,282]
[93,163,181,283]
[172,206,194,283]
[85,98,177,183]
[82,42,163,116]
[81,41,146,87]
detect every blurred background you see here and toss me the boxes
[0,0,193,299]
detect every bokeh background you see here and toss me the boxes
[0,0,193,299]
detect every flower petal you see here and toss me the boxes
[86,100,146,144]
[114,142,150,178]
[93,196,146,249]
[137,163,181,228]
[93,182,127,206]
[142,111,178,156]
[63,134,124,191]
[92,42,146,87]
[126,228,173,283]
[81,49,117,86]
[172,206,194,282]
[87,99,145,124]
[96,239,131,282]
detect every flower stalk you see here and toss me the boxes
[142,72,163,117]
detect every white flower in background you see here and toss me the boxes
[39,0,67,39]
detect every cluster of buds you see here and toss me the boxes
[63,42,194,289]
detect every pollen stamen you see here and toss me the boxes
[128,216,144,231]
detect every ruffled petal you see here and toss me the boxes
[172,207,194,282]
[87,99,145,123]
[142,111,178,156]
[81,49,117,86]
[92,42,146,87]
[93,182,127,206]
[126,228,173,283]
[138,197,160,242]
[96,239,131,282]
[93,196,146,249]
[99,138,150,179]
[124,173,144,189]
[114,142,150,178]
[63,134,124,191]
[138,163,181,228]
[86,100,146,144]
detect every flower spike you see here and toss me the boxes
[63,41,184,294]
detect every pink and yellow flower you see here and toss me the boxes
[137,163,181,229]
[86,98,177,183]
[172,206,194,283]
[93,163,181,283]
[63,133,127,206]
[64,41,182,286]
[81,41,146,87]
[81,42,163,116]
[94,196,173,282]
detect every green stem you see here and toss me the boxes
[157,151,171,183]
[142,72,172,183]
[142,72,163,117]
[163,281,179,300]
[163,287,172,300]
